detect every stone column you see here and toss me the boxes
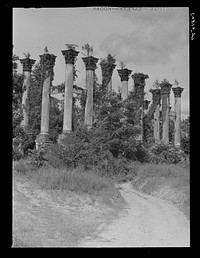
[117,68,132,100]
[160,81,172,144]
[82,56,99,129]
[149,89,161,143]
[19,57,36,129]
[58,49,79,142]
[132,73,149,141]
[172,86,184,146]
[36,51,56,147]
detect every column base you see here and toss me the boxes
[36,133,53,150]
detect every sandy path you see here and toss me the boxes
[80,182,190,247]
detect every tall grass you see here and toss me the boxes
[34,167,114,194]
[138,163,189,185]
[13,159,115,194]
[131,162,190,218]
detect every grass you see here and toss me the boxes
[131,161,190,218]
[13,160,115,194]
[33,167,115,194]
[13,159,125,247]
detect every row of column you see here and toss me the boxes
[19,49,99,146]
[149,83,184,146]
[19,50,184,147]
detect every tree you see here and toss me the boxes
[181,117,190,154]
[12,53,24,138]
[100,54,116,93]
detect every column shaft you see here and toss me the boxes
[63,63,74,132]
[21,71,31,128]
[174,97,181,146]
[41,72,51,134]
[85,70,94,129]
[162,95,170,144]
[121,81,128,100]
[107,79,112,92]
[154,104,160,142]
[138,107,143,141]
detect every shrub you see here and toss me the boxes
[28,148,47,168]
[13,145,23,161]
[181,135,190,155]
[132,143,149,163]
[148,143,186,164]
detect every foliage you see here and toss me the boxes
[82,43,94,57]
[181,134,190,155]
[28,148,47,168]
[43,89,148,175]
[100,54,116,92]
[148,143,186,164]
[169,118,175,144]
[65,44,78,50]
[12,54,24,137]
[181,117,190,154]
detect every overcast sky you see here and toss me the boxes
[13,7,189,118]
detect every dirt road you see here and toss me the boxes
[81,182,190,247]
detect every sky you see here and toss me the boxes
[13,7,189,118]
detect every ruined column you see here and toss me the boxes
[160,80,172,144]
[117,68,132,100]
[172,86,184,146]
[58,49,79,142]
[36,49,56,147]
[19,56,36,129]
[82,56,99,129]
[149,89,161,143]
[132,73,149,141]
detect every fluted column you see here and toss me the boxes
[36,51,56,147]
[82,56,99,129]
[117,68,132,100]
[62,49,79,135]
[160,80,172,144]
[132,73,149,141]
[149,89,161,143]
[172,86,184,146]
[19,57,36,129]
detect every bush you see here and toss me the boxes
[13,145,23,161]
[148,143,186,164]
[28,148,47,168]
[181,135,190,155]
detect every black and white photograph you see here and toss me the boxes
[12,7,190,247]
